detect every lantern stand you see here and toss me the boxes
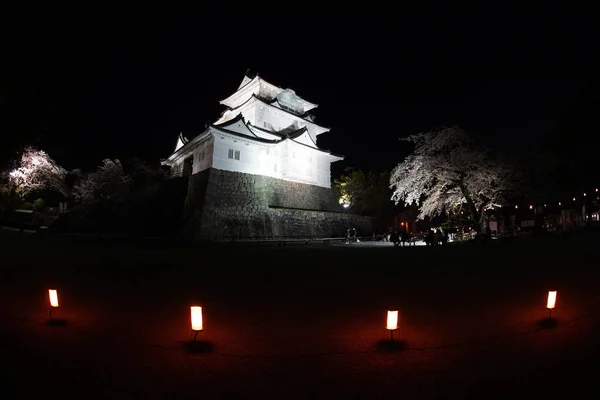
[388,329,395,341]
[188,305,211,353]
[47,289,59,320]
[190,306,204,341]
[386,309,399,341]
[546,290,557,320]
[377,309,403,353]
[539,290,558,329]
[191,329,204,342]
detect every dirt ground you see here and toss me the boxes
[1,232,599,398]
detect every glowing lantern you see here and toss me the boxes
[191,306,203,331]
[386,310,398,331]
[596,188,598,192]
[48,289,59,308]
[547,291,557,310]
[515,205,518,209]
[573,197,576,201]
[529,205,533,210]
[584,193,587,197]
[559,202,562,206]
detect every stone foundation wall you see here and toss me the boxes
[184,168,372,240]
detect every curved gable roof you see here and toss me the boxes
[286,132,344,158]
[246,123,285,141]
[214,113,256,137]
[220,74,318,112]
[217,94,329,135]
[210,124,279,144]
[289,128,319,148]
[237,74,253,89]
[219,76,260,108]
[174,132,189,152]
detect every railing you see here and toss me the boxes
[214,236,357,246]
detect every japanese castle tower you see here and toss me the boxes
[162,72,342,188]
[162,72,371,240]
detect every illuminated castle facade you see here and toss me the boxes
[162,73,342,188]
[162,72,371,240]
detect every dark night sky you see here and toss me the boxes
[2,15,598,199]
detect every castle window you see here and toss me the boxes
[228,149,241,160]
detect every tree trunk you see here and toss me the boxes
[479,213,488,235]
[459,181,482,233]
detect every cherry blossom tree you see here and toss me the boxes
[7,147,69,199]
[390,126,520,233]
[73,159,131,203]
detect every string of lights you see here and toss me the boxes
[499,187,599,212]
[444,187,600,216]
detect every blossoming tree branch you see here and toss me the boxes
[389,126,521,233]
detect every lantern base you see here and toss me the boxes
[538,317,558,329]
[45,318,67,327]
[46,307,66,326]
[186,335,214,354]
[376,338,405,353]
[376,328,404,352]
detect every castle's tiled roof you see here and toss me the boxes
[221,94,327,130]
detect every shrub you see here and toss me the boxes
[33,198,46,212]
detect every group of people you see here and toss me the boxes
[347,226,450,246]
[382,227,448,247]
[345,227,357,244]
[424,228,447,246]
[388,230,412,247]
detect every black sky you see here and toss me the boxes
[2,15,598,198]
